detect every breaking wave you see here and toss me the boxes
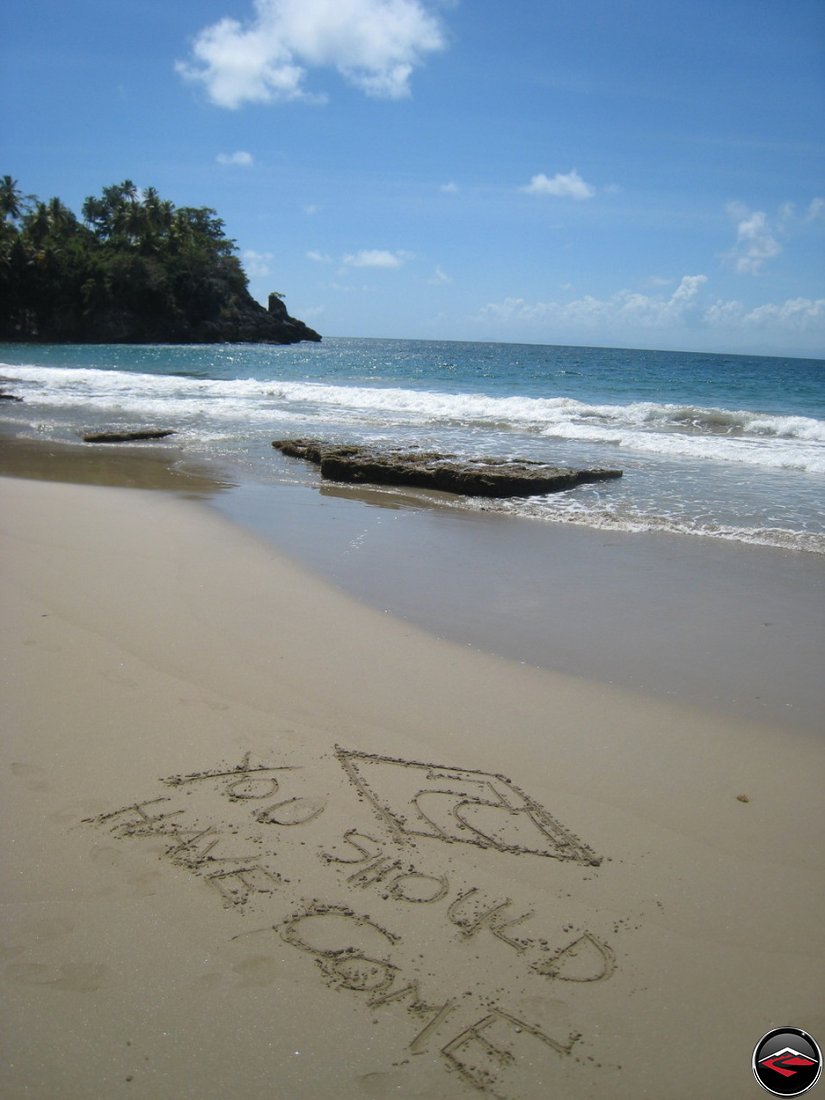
[3,363,824,473]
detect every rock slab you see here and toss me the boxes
[83,429,176,443]
[273,439,622,498]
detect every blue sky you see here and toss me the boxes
[3,0,824,355]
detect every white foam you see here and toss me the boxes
[3,363,824,473]
[487,497,825,554]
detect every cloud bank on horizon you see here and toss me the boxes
[479,276,825,342]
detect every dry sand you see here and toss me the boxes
[1,474,823,1099]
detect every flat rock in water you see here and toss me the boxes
[82,428,176,443]
[273,438,622,498]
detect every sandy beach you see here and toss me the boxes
[2,469,824,1099]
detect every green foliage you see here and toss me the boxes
[0,177,258,342]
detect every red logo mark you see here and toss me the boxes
[760,1049,818,1079]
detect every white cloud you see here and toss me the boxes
[428,265,452,285]
[704,296,825,331]
[243,249,273,276]
[343,248,411,268]
[480,275,707,330]
[521,169,596,200]
[217,150,254,166]
[671,274,707,304]
[440,181,459,194]
[479,276,825,342]
[177,0,446,109]
[724,196,824,280]
[776,196,825,228]
[725,202,781,274]
[306,249,332,263]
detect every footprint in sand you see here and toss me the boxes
[10,762,50,792]
[5,961,109,992]
[357,1071,429,1097]
[1,917,75,960]
[89,845,162,898]
[22,636,62,654]
[48,801,106,826]
[231,956,282,987]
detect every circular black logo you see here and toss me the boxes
[753,1028,822,1096]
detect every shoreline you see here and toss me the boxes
[1,466,824,1098]
[2,431,823,735]
[2,337,823,559]
[215,477,825,736]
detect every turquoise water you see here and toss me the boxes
[2,337,823,551]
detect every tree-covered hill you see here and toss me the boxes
[0,176,320,344]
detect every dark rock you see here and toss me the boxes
[82,428,177,443]
[0,390,23,401]
[273,438,622,498]
[268,293,289,320]
[3,294,320,346]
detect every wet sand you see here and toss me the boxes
[0,433,235,495]
[5,430,823,734]
[1,469,823,1099]
[216,476,825,735]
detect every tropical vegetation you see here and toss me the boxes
[0,176,318,343]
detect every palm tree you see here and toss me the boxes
[0,175,28,222]
[25,202,51,249]
[46,196,78,233]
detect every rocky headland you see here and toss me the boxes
[0,178,321,345]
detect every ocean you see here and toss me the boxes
[1,337,823,553]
